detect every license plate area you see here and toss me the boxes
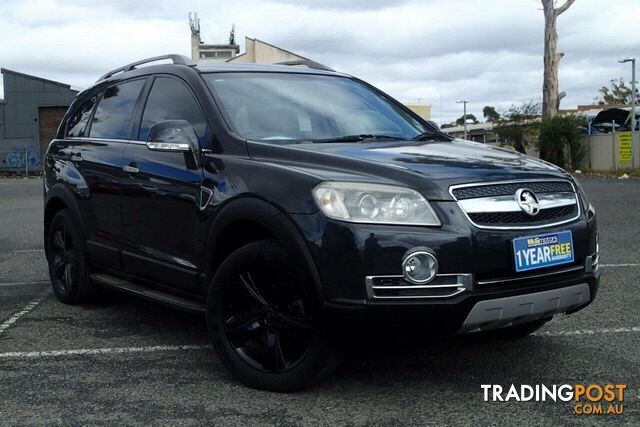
[513,230,574,273]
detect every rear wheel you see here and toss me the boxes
[207,239,342,392]
[46,209,95,304]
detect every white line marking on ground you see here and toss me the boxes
[12,249,44,254]
[536,326,640,337]
[0,345,213,359]
[2,327,640,359]
[600,263,640,268]
[0,296,45,334]
[0,280,50,287]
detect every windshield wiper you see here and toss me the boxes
[412,131,450,141]
[308,134,406,143]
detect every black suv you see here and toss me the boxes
[44,55,599,391]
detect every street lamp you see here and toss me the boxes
[456,100,470,140]
[619,57,636,168]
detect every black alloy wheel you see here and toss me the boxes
[207,239,342,392]
[50,218,75,295]
[222,268,317,373]
[47,209,94,303]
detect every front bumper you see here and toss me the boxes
[290,203,599,334]
[321,270,599,334]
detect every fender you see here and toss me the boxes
[203,196,325,303]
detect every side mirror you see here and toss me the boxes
[146,120,199,153]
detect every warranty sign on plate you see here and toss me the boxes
[513,230,574,272]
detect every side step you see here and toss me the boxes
[91,273,206,313]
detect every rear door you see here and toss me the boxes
[69,78,146,268]
[120,75,207,293]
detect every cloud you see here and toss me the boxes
[0,0,638,123]
[270,0,411,11]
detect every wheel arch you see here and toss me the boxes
[44,184,82,256]
[204,197,324,303]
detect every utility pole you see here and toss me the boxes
[619,57,636,168]
[457,100,469,140]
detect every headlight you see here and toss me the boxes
[312,182,441,225]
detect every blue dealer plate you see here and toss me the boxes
[512,231,574,273]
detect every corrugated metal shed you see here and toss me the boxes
[0,69,78,171]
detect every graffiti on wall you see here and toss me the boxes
[0,146,41,169]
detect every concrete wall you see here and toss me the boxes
[191,33,200,61]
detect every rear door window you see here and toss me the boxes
[67,96,97,137]
[90,79,145,140]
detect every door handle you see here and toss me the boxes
[122,165,139,174]
[70,154,83,162]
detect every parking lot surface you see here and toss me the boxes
[1,176,639,425]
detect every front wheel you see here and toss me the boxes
[207,240,342,392]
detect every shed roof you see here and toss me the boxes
[0,68,74,89]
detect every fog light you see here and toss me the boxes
[402,251,438,284]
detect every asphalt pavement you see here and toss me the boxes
[0,176,639,426]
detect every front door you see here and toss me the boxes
[120,76,209,293]
[69,78,147,269]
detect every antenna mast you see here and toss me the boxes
[188,11,200,35]
[229,24,236,45]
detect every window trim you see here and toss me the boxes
[134,74,209,144]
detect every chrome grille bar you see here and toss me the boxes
[366,274,472,300]
[458,192,577,213]
[475,265,584,286]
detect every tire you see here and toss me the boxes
[46,208,96,304]
[484,317,551,340]
[207,239,342,392]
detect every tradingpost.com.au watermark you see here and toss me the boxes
[482,384,627,415]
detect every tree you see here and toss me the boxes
[494,101,541,154]
[538,115,586,170]
[596,77,639,105]
[541,0,575,119]
[482,105,500,122]
[455,114,478,126]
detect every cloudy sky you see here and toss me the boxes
[0,0,638,123]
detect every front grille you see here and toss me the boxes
[452,181,573,200]
[468,204,577,226]
[450,179,580,229]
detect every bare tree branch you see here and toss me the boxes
[555,0,576,16]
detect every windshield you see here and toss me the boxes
[203,72,432,143]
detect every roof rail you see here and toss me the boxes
[275,60,335,72]
[97,54,195,82]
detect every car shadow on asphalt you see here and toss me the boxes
[73,288,609,391]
